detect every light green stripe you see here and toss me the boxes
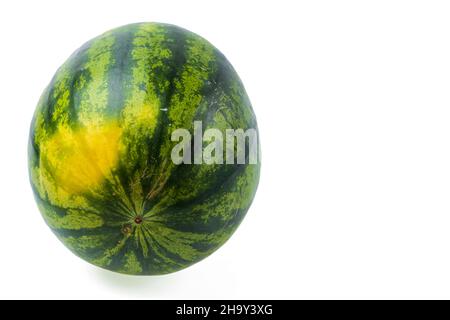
[77,33,115,127]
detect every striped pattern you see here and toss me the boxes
[28,23,260,275]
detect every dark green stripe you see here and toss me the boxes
[106,25,137,117]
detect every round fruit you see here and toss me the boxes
[28,22,260,275]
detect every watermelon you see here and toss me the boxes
[28,22,260,275]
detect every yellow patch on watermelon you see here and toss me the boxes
[40,122,122,194]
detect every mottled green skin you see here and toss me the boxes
[28,23,260,275]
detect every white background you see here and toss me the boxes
[1,0,450,299]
